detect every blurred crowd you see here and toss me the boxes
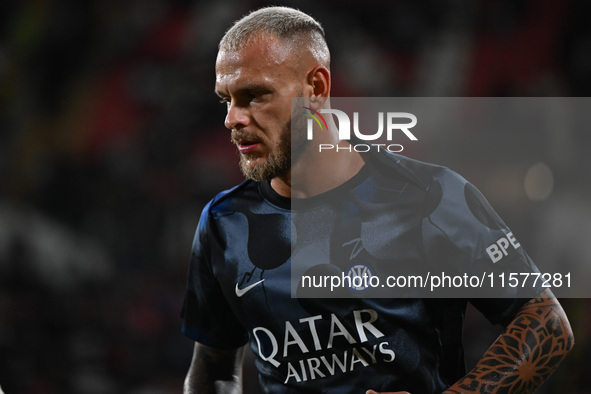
[0,0,590,393]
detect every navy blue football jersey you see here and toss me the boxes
[181,152,540,393]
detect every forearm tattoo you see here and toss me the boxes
[445,292,574,393]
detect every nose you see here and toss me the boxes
[224,102,250,130]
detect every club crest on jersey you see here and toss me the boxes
[345,263,376,293]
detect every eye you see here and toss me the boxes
[219,97,231,105]
[249,92,268,104]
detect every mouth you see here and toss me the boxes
[237,140,261,154]
[232,131,263,154]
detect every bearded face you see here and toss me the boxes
[230,96,309,182]
[231,117,292,181]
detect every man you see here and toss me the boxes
[181,6,573,393]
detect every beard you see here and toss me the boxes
[234,119,292,182]
[231,98,310,182]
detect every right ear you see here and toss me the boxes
[307,65,331,100]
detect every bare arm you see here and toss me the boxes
[369,290,573,394]
[444,289,574,393]
[183,342,245,394]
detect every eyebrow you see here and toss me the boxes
[214,84,274,98]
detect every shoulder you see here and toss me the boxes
[369,151,466,193]
[368,152,485,225]
[194,179,259,233]
[202,179,259,216]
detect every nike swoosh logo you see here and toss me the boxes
[235,279,265,297]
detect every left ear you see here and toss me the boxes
[307,66,330,100]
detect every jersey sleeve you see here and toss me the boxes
[421,167,542,325]
[181,200,248,348]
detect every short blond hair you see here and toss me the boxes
[219,6,330,67]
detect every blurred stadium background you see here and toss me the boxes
[0,0,590,393]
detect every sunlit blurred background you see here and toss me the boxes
[1,0,590,393]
